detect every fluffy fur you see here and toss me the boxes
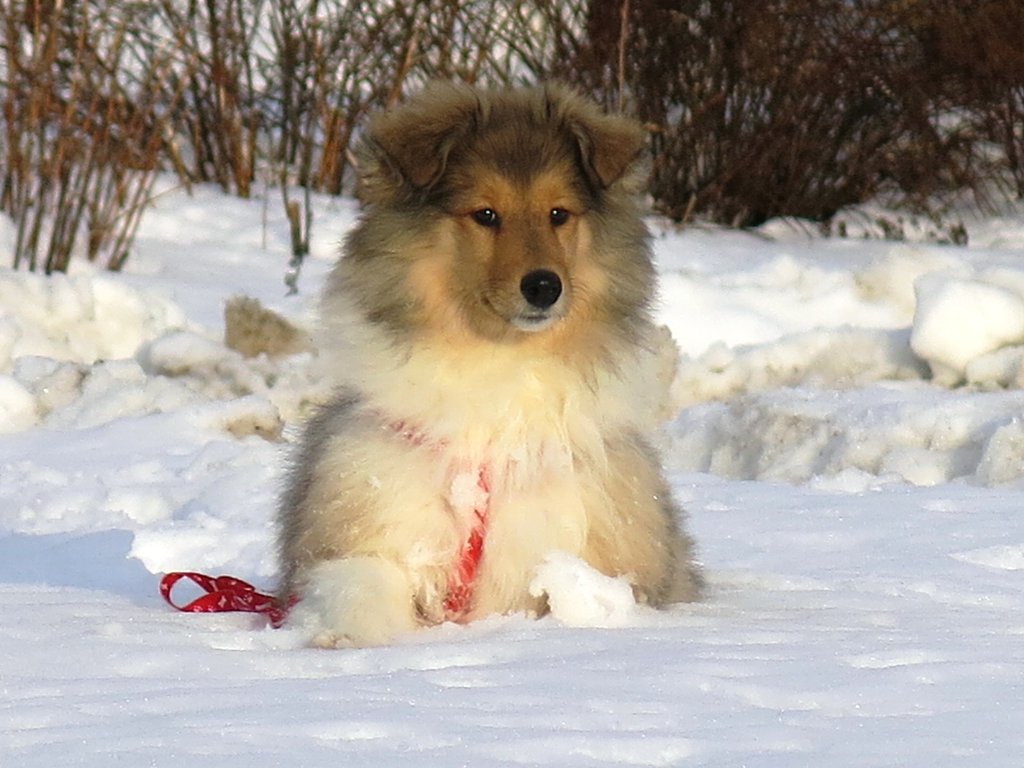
[277,82,702,648]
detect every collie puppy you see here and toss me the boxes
[277,82,701,647]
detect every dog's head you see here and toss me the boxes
[351,83,652,347]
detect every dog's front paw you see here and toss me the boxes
[309,629,361,650]
[291,556,418,648]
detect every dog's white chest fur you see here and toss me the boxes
[343,332,622,606]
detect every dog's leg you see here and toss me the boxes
[288,556,418,648]
[581,431,702,605]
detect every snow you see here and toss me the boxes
[529,551,639,628]
[3,183,1024,765]
[448,470,490,514]
[912,272,1024,385]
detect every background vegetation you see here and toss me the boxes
[2,0,1022,271]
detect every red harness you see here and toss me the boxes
[160,417,490,628]
[441,465,489,619]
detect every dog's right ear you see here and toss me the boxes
[359,83,480,203]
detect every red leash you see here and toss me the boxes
[159,571,292,628]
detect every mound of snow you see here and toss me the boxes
[654,245,908,358]
[0,271,187,368]
[529,551,639,627]
[672,327,925,407]
[0,270,198,431]
[854,245,965,315]
[911,273,1024,385]
[138,329,329,425]
[0,269,327,434]
[668,384,1024,486]
[0,375,36,433]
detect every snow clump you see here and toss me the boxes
[530,551,639,628]
[911,272,1024,385]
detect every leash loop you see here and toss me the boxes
[159,571,290,628]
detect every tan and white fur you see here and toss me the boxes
[277,82,701,648]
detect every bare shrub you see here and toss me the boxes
[154,0,263,198]
[262,0,586,194]
[1,0,587,275]
[905,0,1024,199]
[1,0,177,272]
[579,0,985,226]
[7,0,1023,277]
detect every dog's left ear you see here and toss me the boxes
[566,99,647,189]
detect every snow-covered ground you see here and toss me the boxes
[2,184,1023,766]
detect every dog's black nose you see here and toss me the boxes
[520,270,562,310]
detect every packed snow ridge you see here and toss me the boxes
[6,230,1024,487]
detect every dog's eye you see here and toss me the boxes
[550,208,570,227]
[472,209,501,228]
